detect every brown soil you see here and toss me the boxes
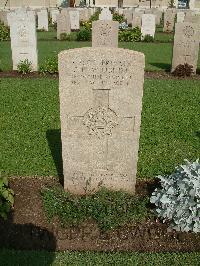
[1,70,200,80]
[0,177,200,252]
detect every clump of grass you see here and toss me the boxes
[41,187,150,231]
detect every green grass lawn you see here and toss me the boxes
[1,39,200,72]
[1,77,199,179]
[0,250,200,266]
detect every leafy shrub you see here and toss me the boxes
[77,27,91,41]
[17,59,32,74]
[52,22,57,30]
[0,177,14,219]
[150,159,200,233]
[42,187,149,231]
[172,63,194,77]
[80,11,100,31]
[40,56,58,74]
[119,27,141,42]
[142,34,154,42]
[0,23,9,41]
[60,32,77,41]
[80,21,92,30]
[113,12,125,23]
[59,33,68,40]
[89,11,100,22]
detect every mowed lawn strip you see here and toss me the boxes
[0,250,200,266]
[1,78,199,178]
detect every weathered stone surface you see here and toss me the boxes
[59,47,145,195]
[163,8,176,32]
[78,8,90,22]
[57,12,71,40]
[141,14,156,39]
[151,8,163,25]
[177,11,185,23]
[171,22,200,73]
[123,9,133,25]
[132,12,142,28]
[7,8,38,71]
[51,9,60,23]
[95,0,118,7]
[99,7,113,20]
[184,12,200,24]
[37,9,48,31]
[92,20,119,47]
[69,10,80,30]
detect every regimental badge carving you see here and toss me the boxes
[183,26,194,38]
[83,106,118,138]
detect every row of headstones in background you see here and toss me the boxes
[57,7,96,39]
[123,8,162,26]
[163,9,200,32]
[0,8,49,31]
[57,9,81,40]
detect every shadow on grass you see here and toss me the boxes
[46,129,64,185]
[0,212,56,265]
[150,63,171,72]
[0,220,56,252]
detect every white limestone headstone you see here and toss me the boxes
[99,7,113,20]
[69,10,80,30]
[123,9,133,25]
[51,9,60,24]
[141,14,156,39]
[92,20,119,47]
[59,47,145,195]
[37,9,48,31]
[132,12,142,29]
[7,8,38,71]
[171,22,200,74]
[57,12,71,40]
[177,12,185,23]
[163,8,176,32]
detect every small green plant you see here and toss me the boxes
[119,27,142,42]
[17,59,32,74]
[81,21,92,30]
[77,27,91,41]
[60,33,68,40]
[0,177,14,220]
[40,56,58,74]
[142,34,154,42]
[0,23,9,41]
[42,187,150,231]
[172,63,194,77]
[150,159,200,233]
[37,28,46,32]
[113,12,125,23]
[60,32,77,41]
